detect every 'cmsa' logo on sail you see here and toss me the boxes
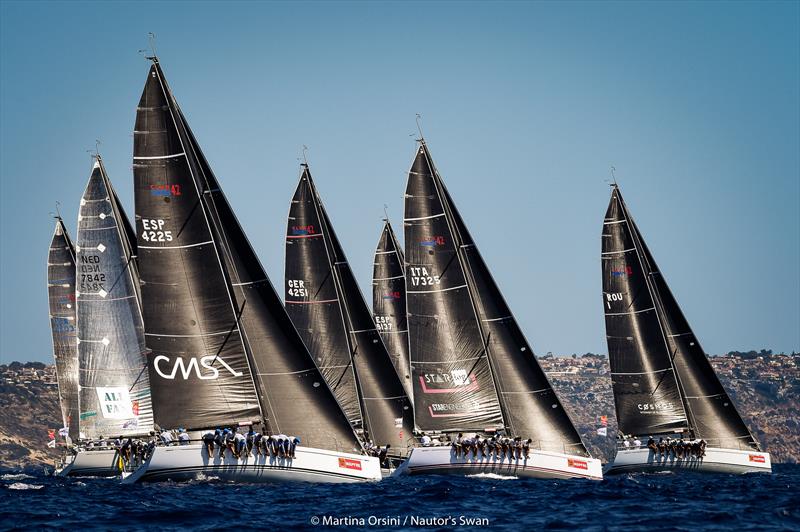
[154,355,243,380]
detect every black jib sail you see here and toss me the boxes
[445,192,589,455]
[76,157,154,439]
[404,143,504,432]
[613,186,759,450]
[405,142,587,454]
[602,186,690,437]
[133,59,261,430]
[175,114,362,452]
[286,167,416,451]
[372,220,413,400]
[48,218,80,444]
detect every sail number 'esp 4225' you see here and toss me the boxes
[141,218,172,242]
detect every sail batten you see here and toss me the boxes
[48,219,80,444]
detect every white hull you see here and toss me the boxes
[56,449,120,477]
[606,447,772,475]
[391,446,603,480]
[121,443,382,484]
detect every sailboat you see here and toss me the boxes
[59,156,155,477]
[285,166,417,465]
[392,140,602,480]
[601,184,771,474]
[48,217,81,473]
[373,220,414,401]
[123,57,380,483]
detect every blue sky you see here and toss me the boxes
[1,1,798,363]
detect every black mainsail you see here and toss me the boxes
[134,58,361,451]
[602,186,689,436]
[372,220,413,400]
[604,185,759,449]
[286,168,416,451]
[76,157,154,438]
[405,142,587,455]
[133,59,261,430]
[47,218,80,443]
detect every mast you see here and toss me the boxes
[133,57,261,431]
[601,185,689,437]
[76,157,154,438]
[175,116,362,451]
[372,220,414,400]
[47,218,80,444]
[404,141,504,433]
[617,188,760,450]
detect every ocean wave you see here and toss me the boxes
[8,482,44,490]
[1,474,34,480]
[465,473,518,480]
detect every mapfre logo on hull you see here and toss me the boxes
[567,458,588,470]
[748,454,766,463]
[338,458,362,471]
[154,355,243,380]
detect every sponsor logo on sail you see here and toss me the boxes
[96,387,138,420]
[428,400,480,418]
[153,355,244,381]
[420,370,479,394]
[338,457,362,470]
[150,184,182,197]
[637,402,675,412]
[748,454,766,463]
[568,458,588,470]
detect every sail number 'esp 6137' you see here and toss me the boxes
[141,218,172,242]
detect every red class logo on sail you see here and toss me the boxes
[290,225,316,236]
[419,236,445,247]
[150,184,182,197]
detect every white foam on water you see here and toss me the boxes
[8,482,44,490]
[1,474,34,480]
[466,473,518,480]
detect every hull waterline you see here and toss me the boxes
[605,447,772,475]
[391,446,603,480]
[122,443,382,484]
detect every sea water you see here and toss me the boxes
[0,465,796,530]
